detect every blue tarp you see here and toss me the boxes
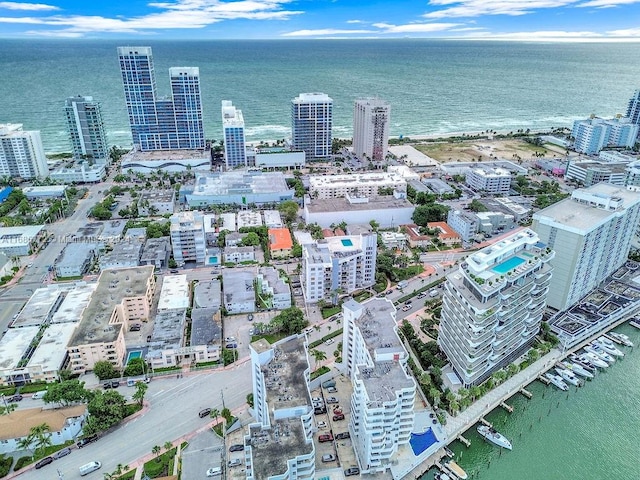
[0,187,13,203]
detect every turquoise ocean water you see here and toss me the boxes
[1,39,640,152]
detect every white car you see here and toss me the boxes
[317,421,328,429]
[206,467,222,477]
[325,339,334,345]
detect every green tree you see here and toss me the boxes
[310,349,327,369]
[84,390,127,435]
[210,408,220,424]
[43,379,90,406]
[94,361,119,380]
[270,307,307,335]
[246,393,254,408]
[240,232,260,247]
[278,200,299,224]
[90,205,112,220]
[164,441,173,453]
[133,381,148,406]
[412,204,449,226]
[152,445,161,461]
[291,244,302,258]
[369,220,379,231]
[123,358,145,377]
[30,423,52,457]
[468,199,488,212]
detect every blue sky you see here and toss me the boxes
[0,0,639,40]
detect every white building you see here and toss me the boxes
[438,229,555,386]
[572,117,639,155]
[248,336,315,480]
[26,323,78,383]
[263,210,284,228]
[254,148,305,170]
[309,172,406,199]
[256,267,291,310]
[49,161,106,183]
[157,274,189,311]
[0,326,41,385]
[352,98,391,162]
[170,211,206,266]
[222,100,247,168]
[466,167,512,194]
[341,298,416,475]
[0,225,46,257]
[236,210,263,229]
[223,270,256,314]
[223,246,255,264]
[22,185,67,199]
[301,232,377,303]
[138,190,175,215]
[0,124,48,180]
[380,231,408,250]
[64,95,109,163]
[304,194,413,229]
[55,243,98,278]
[565,160,628,187]
[291,93,332,161]
[532,184,640,311]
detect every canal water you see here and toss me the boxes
[422,323,640,480]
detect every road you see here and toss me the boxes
[18,364,252,480]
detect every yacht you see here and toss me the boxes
[445,461,468,480]
[576,352,609,369]
[608,332,634,347]
[554,367,583,386]
[569,354,597,372]
[477,425,513,450]
[595,337,624,357]
[544,372,569,391]
[584,344,615,364]
[560,361,594,379]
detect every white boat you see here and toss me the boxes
[569,354,597,372]
[437,473,452,480]
[577,352,609,369]
[554,367,582,387]
[595,337,624,357]
[544,372,569,391]
[608,332,634,347]
[477,425,513,450]
[560,361,594,379]
[445,461,468,480]
[584,345,615,364]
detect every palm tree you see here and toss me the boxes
[164,441,173,453]
[310,349,327,369]
[17,435,35,456]
[429,387,441,408]
[152,445,161,461]
[469,386,482,402]
[210,408,220,425]
[31,423,51,456]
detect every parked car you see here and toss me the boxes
[199,408,212,418]
[76,434,98,448]
[102,382,112,389]
[417,292,427,299]
[322,380,336,388]
[321,454,336,463]
[314,407,327,415]
[317,421,327,429]
[225,336,236,343]
[229,444,244,452]
[335,432,350,440]
[206,467,222,477]
[35,457,53,469]
[344,467,360,476]
[52,447,72,459]
[385,290,393,295]
[248,314,254,321]
[318,434,333,443]
[401,305,411,312]
[111,380,120,388]
[228,459,242,467]
[326,386,337,393]
[333,413,345,421]
[7,394,22,402]
[325,339,334,345]
[326,396,338,404]
[311,397,323,403]
[225,343,238,349]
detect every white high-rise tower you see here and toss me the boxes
[221,100,247,168]
[353,98,390,162]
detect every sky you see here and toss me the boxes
[0,0,639,41]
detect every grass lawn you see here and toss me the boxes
[144,447,177,478]
[321,306,341,319]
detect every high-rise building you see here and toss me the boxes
[169,211,206,266]
[221,100,247,168]
[117,46,204,151]
[64,96,109,164]
[352,98,390,162]
[0,124,48,180]
[532,184,640,311]
[571,117,638,155]
[438,229,554,387]
[341,298,416,475]
[626,89,640,126]
[291,93,332,161]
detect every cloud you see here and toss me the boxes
[372,22,462,33]
[424,0,579,18]
[282,28,374,36]
[0,1,59,10]
[346,19,363,23]
[607,26,640,36]
[460,29,604,40]
[0,0,303,36]
[577,0,640,7]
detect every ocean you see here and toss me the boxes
[1,39,640,153]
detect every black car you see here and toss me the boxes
[35,457,53,469]
[344,467,360,476]
[111,380,120,388]
[7,394,23,402]
[52,447,71,459]
[229,444,244,452]
[102,382,112,389]
[199,408,212,418]
[76,434,98,448]
[335,432,350,440]
[314,407,327,415]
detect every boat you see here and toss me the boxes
[595,337,624,357]
[477,425,513,450]
[584,345,615,364]
[445,460,468,480]
[560,361,594,379]
[577,352,609,369]
[554,367,583,386]
[444,446,455,458]
[544,372,569,391]
[436,473,451,480]
[569,354,597,372]
[608,332,634,347]
[629,320,640,330]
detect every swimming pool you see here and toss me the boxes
[341,239,353,247]
[126,350,142,364]
[492,256,526,274]
[410,428,439,455]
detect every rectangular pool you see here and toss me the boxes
[492,256,526,274]
[126,350,142,364]
[341,239,353,247]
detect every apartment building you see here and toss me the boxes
[0,124,48,180]
[465,167,512,194]
[308,172,406,199]
[222,100,247,168]
[64,95,109,163]
[438,229,554,386]
[572,117,639,155]
[170,211,206,265]
[352,98,390,161]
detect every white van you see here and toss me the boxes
[79,461,101,476]
[31,391,46,400]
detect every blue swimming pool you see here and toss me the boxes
[492,256,525,274]
[410,428,439,455]
[126,350,142,364]
[341,239,353,247]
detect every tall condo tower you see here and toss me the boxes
[352,98,390,162]
[291,93,332,161]
[221,101,247,168]
[0,123,48,180]
[438,229,554,387]
[532,184,640,311]
[64,95,109,164]
[626,90,640,143]
[117,46,204,151]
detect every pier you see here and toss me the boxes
[604,333,623,345]
[519,387,533,398]
[629,321,640,330]
[499,401,514,413]
[457,435,471,447]
[479,417,492,427]
[538,375,551,385]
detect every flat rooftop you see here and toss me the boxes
[51,284,97,323]
[193,280,221,309]
[57,243,100,269]
[190,307,221,346]
[139,190,175,202]
[13,285,65,327]
[123,149,209,161]
[223,270,255,306]
[28,323,78,374]
[100,220,127,240]
[69,266,154,346]
[158,274,189,310]
[309,172,404,187]
[147,309,186,359]
[0,326,40,370]
[305,195,413,213]
[0,225,45,247]
[191,171,291,196]
[140,237,170,264]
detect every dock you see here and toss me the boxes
[519,387,533,399]
[499,401,514,413]
[629,320,640,330]
[603,333,623,345]
[538,375,550,385]
[457,435,471,447]
[479,417,492,427]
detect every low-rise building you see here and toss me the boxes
[254,147,306,169]
[98,241,142,271]
[157,274,189,311]
[268,228,293,259]
[421,178,455,195]
[51,283,97,324]
[237,210,263,229]
[0,326,41,385]
[120,149,211,173]
[138,190,176,216]
[146,309,188,369]
[190,307,222,364]
[446,210,479,242]
[12,285,66,328]
[466,167,512,194]
[427,221,461,246]
[223,270,256,314]
[309,172,406,199]
[49,161,106,183]
[224,232,246,247]
[304,194,414,228]
[219,213,237,232]
[476,211,516,235]
[0,225,46,257]
[55,243,99,278]
[565,160,628,186]
[263,210,284,228]
[22,185,68,199]
[256,267,291,310]
[380,231,408,250]
[139,237,171,270]
[193,280,222,309]
[223,246,255,264]
[401,224,431,248]
[26,323,78,383]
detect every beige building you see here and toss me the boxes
[67,266,155,374]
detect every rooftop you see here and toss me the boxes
[139,190,176,203]
[309,172,404,187]
[193,280,221,309]
[57,243,100,270]
[69,266,154,346]
[122,149,209,162]
[223,270,256,306]
[190,171,291,196]
[99,241,143,268]
[0,326,40,370]
[0,405,86,441]
[140,237,171,264]
[262,210,283,228]
[190,307,221,346]
[237,210,263,229]
[257,267,290,296]
[147,309,187,359]
[268,228,293,251]
[158,275,189,311]
[51,284,97,323]
[427,221,460,241]
[0,225,45,247]
[13,285,65,327]
[28,323,78,374]
[305,194,413,213]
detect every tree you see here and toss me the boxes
[246,393,254,408]
[43,379,90,406]
[291,244,302,258]
[369,220,379,231]
[240,232,260,247]
[210,408,220,424]
[123,358,145,377]
[412,204,449,226]
[132,381,148,406]
[468,199,488,212]
[270,307,307,335]
[30,423,51,457]
[429,387,441,408]
[278,200,299,224]
[164,441,173,453]
[84,390,127,435]
[152,445,161,461]
[310,349,327,369]
[94,361,119,380]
